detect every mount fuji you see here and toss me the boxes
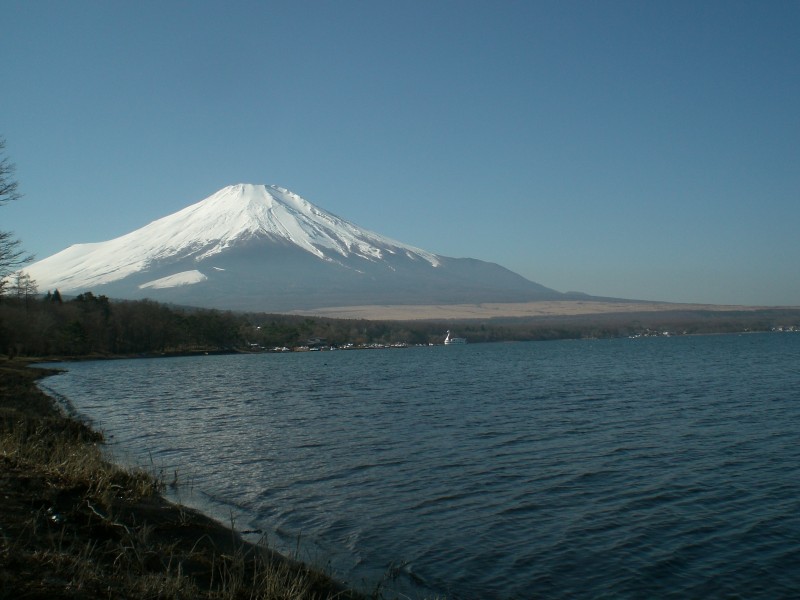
[24,184,574,312]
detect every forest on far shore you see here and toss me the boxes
[2,290,800,359]
[2,138,800,359]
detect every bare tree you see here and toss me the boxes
[0,137,33,292]
[0,137,22,206]
[8,270,38,298]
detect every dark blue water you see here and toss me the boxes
[41,333,800,599]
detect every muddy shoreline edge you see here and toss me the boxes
[0,359,367,599]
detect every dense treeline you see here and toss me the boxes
[0,293,242,357]
[2,292,800,358]
[0,292,455,357]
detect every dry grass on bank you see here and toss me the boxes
[289,300,772,321]
[0,361,365,600]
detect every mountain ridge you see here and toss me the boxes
[23,183,574,312]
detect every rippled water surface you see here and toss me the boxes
[42,334,800,599]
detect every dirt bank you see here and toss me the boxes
[0,360,364,599]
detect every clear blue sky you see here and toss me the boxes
[3,1,799,305]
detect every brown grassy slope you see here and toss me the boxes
[0,360,363,600]
[289,300,787,321]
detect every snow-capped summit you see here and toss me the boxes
[126,183,441,265]
[24,184,566,311]
[29,184,439,292]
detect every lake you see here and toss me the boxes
[40,333,800,599]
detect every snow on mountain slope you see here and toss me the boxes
[139,270,208,290]
[21,183,569,311]
[25,184,441,293]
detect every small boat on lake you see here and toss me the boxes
[444,330,467,345]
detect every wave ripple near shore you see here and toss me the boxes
[42,333,800,599]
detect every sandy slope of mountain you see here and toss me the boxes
[289,300,783,320]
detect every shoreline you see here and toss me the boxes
[0,359,365,599]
